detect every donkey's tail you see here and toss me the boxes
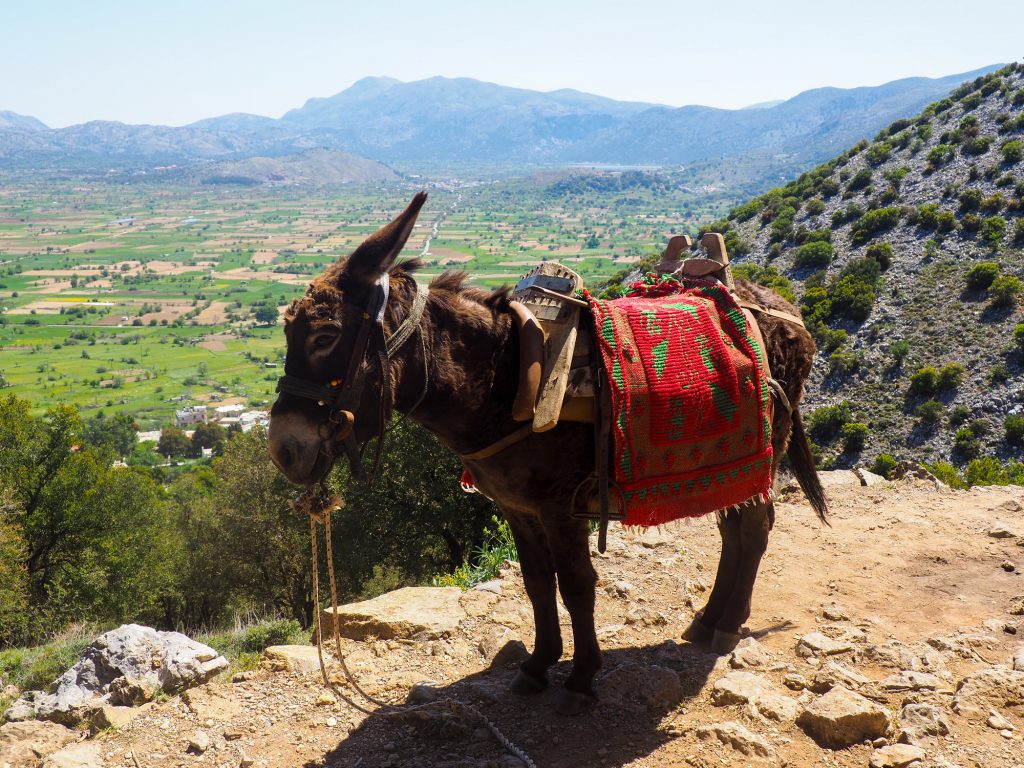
[786,407,828,523]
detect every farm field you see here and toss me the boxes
[0,173,736,428]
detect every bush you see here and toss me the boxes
[1003,140,1024,164]
[980,216,1007,246]
[851,207,900,244]
[948,405,972,427]
[953,428,982,460]
[1014,322,1024,348]
[847,168,873,191]
[865,242,893,271]
[965,457,1008,487]
[961,136,992,156]
[926,144,954,167]
[909,366,939,397]
[889,339,910,365]
[807,402,852,442]
[871,453,898,479]
[1014,219,1024,244]
[936,211,958,232]
[792,241,834,269]
[829,349,860,377]
[959,188,983,212]
[988,363,1010,385]
[915,399,945,426]
[937,362,966,391]
[865,143,891,166]
[917,204,941,230]
[966,262,999,290]
[805,198,826,216]
[841,422,868,453]
[989,275,1022,307]
[1006,415,1024,447]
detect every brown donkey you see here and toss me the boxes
[268,193,827,715]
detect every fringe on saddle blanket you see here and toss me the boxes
[584,273,774,527]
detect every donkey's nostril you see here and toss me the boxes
[277,439,296,469]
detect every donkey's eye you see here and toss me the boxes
[311,333,336,350]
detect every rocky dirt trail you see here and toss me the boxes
[6,472,1024,768]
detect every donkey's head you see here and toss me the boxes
[268,192,428,485]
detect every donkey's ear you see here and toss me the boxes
[344,192,428,286]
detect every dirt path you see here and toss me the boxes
[75,475,1024,767]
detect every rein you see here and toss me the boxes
[276,277,429,483]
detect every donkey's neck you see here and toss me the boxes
[391,287,520,456]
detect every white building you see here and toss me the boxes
[174,405,208,428]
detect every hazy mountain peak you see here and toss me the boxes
[0,111,48,131]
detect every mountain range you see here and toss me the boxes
[0,66,1002,181]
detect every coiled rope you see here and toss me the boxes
[300,488,536,768]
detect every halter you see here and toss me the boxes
[276,274,429,483]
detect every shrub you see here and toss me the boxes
[936,211,958,232]
[1014,219,1024,244]
[865,143,891,166]
[915,399,944,427]
[988,363,1010,385]
[841,422,869,452]
[965,457,1008,487]
[848,168,874,191]
[966,262,999,290]
[821,328,849,353]
[883,167,909,187]
[980,216,1007,246]
[926,144,954,167]
[927,462,966,489]
[948,405,972,427]
[871,453,898,479]
[805,198,826,216]
[865,242,893,271]
[889,339,910,365]
[989,275,1022,307]
[962,213,982,232]
[829,349,861,377]
[917,204,940,229]
[962,136,992,156]
[937,362,966,391]
[1004,141,1024,163]
[909,366,939,397]
[829,274,876,322]
[807,402,852,442]
[1006,415,1024,446]
[792,241,833,269]
[953,428,982,460]
[959,188,983,212]
[1013,322,1024,348]
[981,194,1006,213]
[851,207,900,244]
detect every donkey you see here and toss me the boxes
[268,193,827,715]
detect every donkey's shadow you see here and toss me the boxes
[307,639,720,768]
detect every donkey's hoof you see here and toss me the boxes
[681,617,714,644]
[510,670,548,696]
[554,688,596,716]
[710,629,742,655]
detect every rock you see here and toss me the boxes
[88,705,141,731]
[987,710,1014,730]
[239,757,255,768]
[880,670,950,693]
[822,602,851,621]
[783,672,809,691]
[897,703,949,744]
[187,730,210,754]
[41,742,104,768]
[817,470,862,489]
[0,720,78,767]
[712,671,799,721]
[869,744,925,768]
[729,637,773,669]
[695,721,776,759]
[108,676,153,707]
[952,666,1024,718]
[606,580,634,598]
[2,684,20,699]
[471,579,503,595]
[3,624,227,725]
[598,663,682,709]
[811,661,872,692]
[855,468,887,487]
[318,587,465,641]
[1014,645,1024,672]
[797,632,853,657]
[262,645,327,675]
[1003,560,1016,572]
[797,685,891,747]
[989,522,1020,539]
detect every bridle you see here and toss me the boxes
[275,273,429,484]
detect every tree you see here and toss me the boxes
[82,412,137,457]
[158,426,191,458]
[253,305,278,325]
[190,422,226,457]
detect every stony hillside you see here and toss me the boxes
[715,62,1024,469]
[180,149,398,186]
[4,474,1024,767]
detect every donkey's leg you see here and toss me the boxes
[682,508,742,644]
[708,498,773,654]
[546,514,600,715]
[504,512,563,695]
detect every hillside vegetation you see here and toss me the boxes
[709,63,1024,471]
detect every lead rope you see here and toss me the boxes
[304,493,536,768]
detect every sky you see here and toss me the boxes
[2,0,1022,128]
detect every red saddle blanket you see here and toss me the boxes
[586,276,774,526]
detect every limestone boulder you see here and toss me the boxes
[0,720,77,768]
[712,671,799,721]
[261,645,329,675]
[317,587,465,641]
[598,663,682,709]
[2,624,227,725]
[40,742,104,768]
[869,744,925,768]
[695,721,776,761]
[952,665,1024,718]
[797,685,891,747]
